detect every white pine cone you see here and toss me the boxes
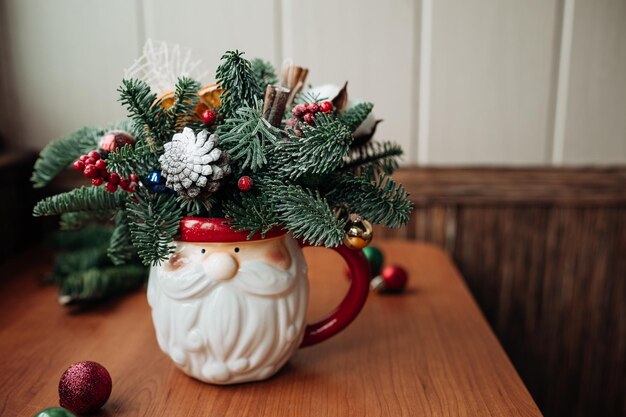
[159,127,231,199]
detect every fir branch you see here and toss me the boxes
[179,197,210,217]
[118,78,165,144]
[276,113,353,180]
[251,58,278,88]
[327,172,412,228]
[126,188,182,266]
[340,102,374,132]
[223,190,279,238]
[166,76,200,132]
[33,187,126,217]
[47,225,113,250]
[105,141,158,178]
[59,210,115,230]
[341,140,403,174]
[59,265,147,304]
[31,126,102,188]
[216,51,263,118]
[53,246,111,278]
[270,183,345,246]
[108,211,135,265]
[218,103,279,172]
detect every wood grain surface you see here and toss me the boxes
[0,241,541,417]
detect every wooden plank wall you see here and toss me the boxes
[378,167,626,417]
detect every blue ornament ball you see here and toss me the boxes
[147,170,168,193]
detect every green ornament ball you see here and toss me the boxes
[33,408,77,417]
[362,246,384,276]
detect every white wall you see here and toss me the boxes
[2,0,625,165]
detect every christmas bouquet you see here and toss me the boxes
[32,45,413,302]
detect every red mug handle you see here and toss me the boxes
[298,240,371,347]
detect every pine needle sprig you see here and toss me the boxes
[223,190,279,238]
[33,187,126,217]
[118,78,165,144]
[341,140,403,174]
[31,127,103,188]
[271,183,345,246]
[106,141,158,178]
[251,58,278,89]
[126,188,182,266]
[218,102,279,172]
[327,171,412,228]
[216,51,263,118]
[166,76,201,132]
[339,102,374,132]
[276,113,353,180]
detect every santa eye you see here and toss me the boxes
[201,249,206,254]
[234,247,240,253]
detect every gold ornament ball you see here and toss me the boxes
[343,215,373,249]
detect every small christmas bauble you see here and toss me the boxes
[147,170,167,193]
[343,214,373,249]
[362,246,384,276]
[201,109,217,125]
[99,131,135,153]
[33,407,77,417]
[58,361,112,414]
[237,176,253,192]
[380,264,408,291]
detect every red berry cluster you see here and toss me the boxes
[286,101,334,137]
[73,151,138,193]
[291,101,334,126]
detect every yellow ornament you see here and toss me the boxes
[343,214,373,249]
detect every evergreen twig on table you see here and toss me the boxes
[107,211,136,265]
[33,187,126,216]
[59,210,115,231]
[59,265,147,304]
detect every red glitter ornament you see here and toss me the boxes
[320,101,333,113]
[58,361,112,414]
[237,176,253,192]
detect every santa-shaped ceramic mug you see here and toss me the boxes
[147,217,370,384]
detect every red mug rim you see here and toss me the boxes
[179,217,286,243]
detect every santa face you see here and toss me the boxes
[147,234,309,384]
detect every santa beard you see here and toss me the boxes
[147,237,309,384]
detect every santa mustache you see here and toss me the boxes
[158,258,297,300]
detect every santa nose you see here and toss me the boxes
[205,252,238,281]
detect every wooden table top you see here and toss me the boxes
[0,240,541,417]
